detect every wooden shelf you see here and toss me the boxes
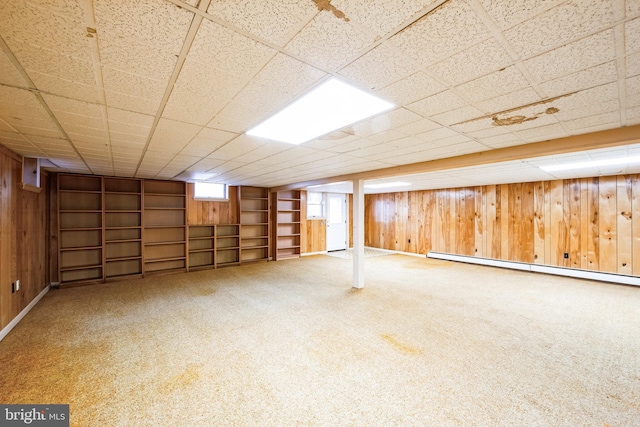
[275,190,301,260]
[240,187,270,263]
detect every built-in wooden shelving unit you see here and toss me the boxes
[56,176,272,286]
[188,225,215,270]
[58,174,104,284]
[216,224,241,267]
[104,177,142,280]
[274,190,301,260]
[239,186,270,263]
[143,180,187,275]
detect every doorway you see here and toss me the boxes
[326,193,347,252]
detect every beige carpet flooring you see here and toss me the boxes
[1,255,639,426]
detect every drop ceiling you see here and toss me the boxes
[0,0,638,193]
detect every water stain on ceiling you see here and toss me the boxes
[313,0,350,22]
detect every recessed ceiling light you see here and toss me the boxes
[539,156,640,172]
[365,181,411,189]
[246,78,394,145]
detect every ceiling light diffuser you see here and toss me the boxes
[539,156,640,172]
[246,78,394,145]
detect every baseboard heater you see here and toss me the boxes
[427,252,640,287]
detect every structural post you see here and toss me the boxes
[352,178,365,288]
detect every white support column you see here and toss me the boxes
[352,178,365,289]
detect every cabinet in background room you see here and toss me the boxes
[239,186,270,262]
[143,180,187,274]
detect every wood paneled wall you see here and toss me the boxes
[300,191,354,253]
[0,145,49,330]
[186,184,239,225]
[365,175,640,275]
[300,191,326,253]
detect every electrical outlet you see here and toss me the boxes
[16,280,20,291]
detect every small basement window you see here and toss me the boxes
[194,182,228,201]
[307,192,325,219]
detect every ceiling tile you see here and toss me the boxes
[29,72,101,103]
[408,90,467,117]
[477,0,563,30]
[503,0,618,60]
[207,134,267,161]
[378,71,446,105]
[104,91,160,116]
[210,53,327,131]
[628,106,640,125]
[626,16,640,56]
[147,119,201,154]
[515,122,569,142]
[539,61,619,97]
[432,105,484,126]
[395,118,443,136]
[553,82,620,116]
[428,38,514,87]
[455,66,530,103]
[102,68,166,106]
[332,0,439,38]
[95,0,192,53]
[206,0,314,46]
[184,18,275,78]
[0,1,90,59]
[627,75,640,107]
[628,52,640,77]
[339,41,422,90]
[391,0,492,66]
[284,10,377,71]
[369,108,422,132]
[476,87,543,115]
[0,49,27,87]
[563,110,621,132]
[523,30,615,84]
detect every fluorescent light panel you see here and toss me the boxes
[540,155,640,172]
[246,78,394,145]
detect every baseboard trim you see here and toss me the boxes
[301,251,327,257]
[0,284,50,342]
[427,252,640,287]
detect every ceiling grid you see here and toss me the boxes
[0,0,637,192]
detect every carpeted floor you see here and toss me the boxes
[324,247,392,259]
[0,254,639,426]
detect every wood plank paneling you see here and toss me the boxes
[617,175,633,275]
[500,184,509,260]
[568,179,581,269]
[549,180,564,266]
[0,145,49,331]
[599,176,617,273]
[633,176,640,275]
[534,181,545,264]
[485,185,497,259]
[587,178,599,271]
[186,184,238,225]
[362,173,640,277]
[521,182,535,263]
